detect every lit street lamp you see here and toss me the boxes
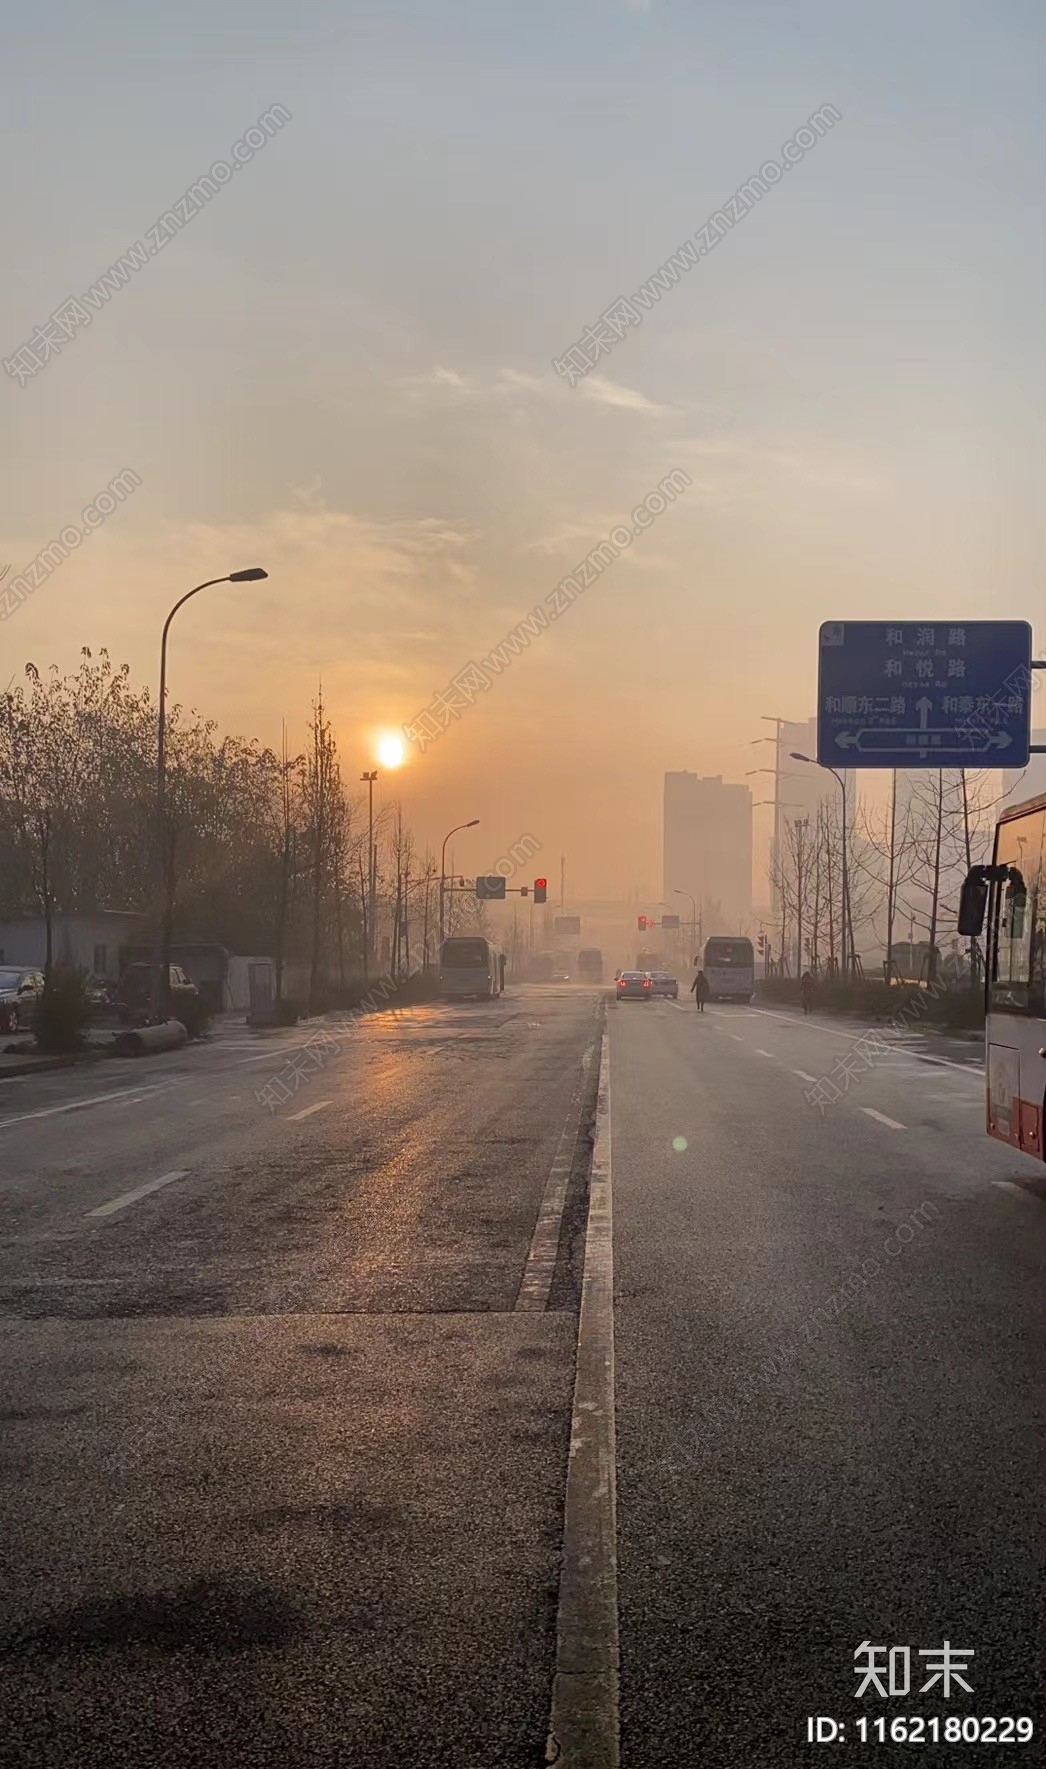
[156,568,267,1017]
[439,820,479,950]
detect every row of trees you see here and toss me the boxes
[0,652,483,1008]
[769,769,998,987]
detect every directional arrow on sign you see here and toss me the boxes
[834,727,1012,755]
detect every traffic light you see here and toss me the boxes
[534,878,547,904]
[638,915,647,931]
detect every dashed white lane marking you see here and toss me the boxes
[88,1169,189,1218]
[0,1085,164,1129]
[793,1068,819,1083]
[546,1030,618,1767]
[859,1107,906,1130]
[754,1048,776,1059]
[728,1033,744,1042]
[286,1099,331,1121]
[517,1040,595,1312]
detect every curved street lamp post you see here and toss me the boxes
[439,820,479,952]
[155,569,268,1018]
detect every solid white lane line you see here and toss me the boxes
[88,1169,189,1218]
[0,1085,164,1129]
[901,1052,982,1075]
[235,1046,316,1067]
[286,1099,331,1121]
[546,1030,618,1768]
[744,1005,983,1076]
[793,1069,818,1083]
[859,1107,906,1130]
[991,1180,1036,1200]
[517,1043,594,1312]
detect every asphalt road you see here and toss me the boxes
[612,995,1046,1766]
[2,986,1044,1767]
[0,988,602,1769]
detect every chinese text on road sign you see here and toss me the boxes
[818,621,1031,768]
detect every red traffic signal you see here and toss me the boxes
[534,878,548,904]
[638,914,647,930]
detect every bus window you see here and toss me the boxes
[992,807,1045,1012]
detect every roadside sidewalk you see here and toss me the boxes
[0,1042,112,1080]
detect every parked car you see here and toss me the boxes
[85,973,119,1012]
[0,967,45,1034]
[648,971,679,999]
[117,963,204,1033]
[616,970,652,1001]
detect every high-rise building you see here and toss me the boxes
[663,773,753,934]
[779,717,854,830]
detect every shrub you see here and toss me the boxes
[755,974,984,1028]
[34,967,93,1052]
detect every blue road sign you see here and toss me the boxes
[817,621,1032,769]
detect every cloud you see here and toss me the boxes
[580,376,667,414]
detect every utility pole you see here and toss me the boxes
[761,715,786,919]
[885,769,897,988]
[560,854,565,910]
[361,770,378,979]
[794,818,809,975]
[748,716,791,952]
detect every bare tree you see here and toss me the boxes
[301,688,340,1013]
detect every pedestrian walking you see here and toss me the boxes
[691,969,709,1012]
[800,969,814,1014]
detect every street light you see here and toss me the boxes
[439,819,479,950]
[156,568,267,1017]
[673,887,700,957]
[791,752,850,980]
[361,770,378,978]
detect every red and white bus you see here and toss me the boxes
[960,790,1046,1159]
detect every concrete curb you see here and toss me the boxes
[0,1046,113,1080]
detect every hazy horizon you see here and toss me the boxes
[4,0,1043,898]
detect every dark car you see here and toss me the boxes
[117,963,204,1032]
[0,967,45,1034]
[616,970,652,1001]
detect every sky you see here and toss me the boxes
[2,0,1044,899]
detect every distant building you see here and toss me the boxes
[0,909,146,976]
[663,773,753,934]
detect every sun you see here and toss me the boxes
[376,731,407,769]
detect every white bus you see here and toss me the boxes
[438,935,505,1000]
[701,935,755,1003]
[959,790,1045,1160]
